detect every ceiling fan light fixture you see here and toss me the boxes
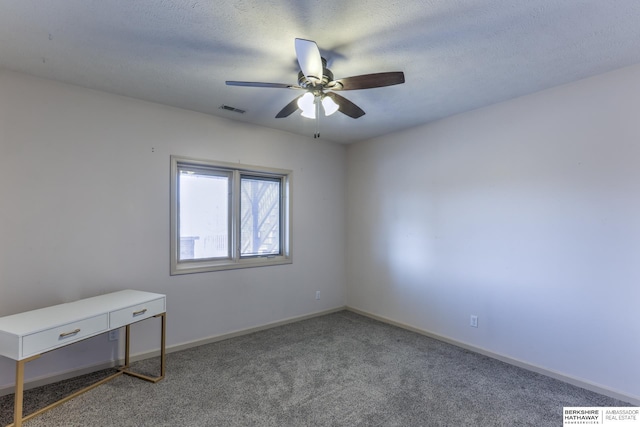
[297,92,315,112]
[321,95,339,116]
[298,92,317,119]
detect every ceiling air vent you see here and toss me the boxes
[219,105,246,114]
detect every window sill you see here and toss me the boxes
[170,256,292,275]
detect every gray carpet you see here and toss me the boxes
[0,311,631,426]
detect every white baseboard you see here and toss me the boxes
[159,306,347,359]
[0,306,346,397]
[346,306,640,407]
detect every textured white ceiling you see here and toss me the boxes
[2,1,640,143]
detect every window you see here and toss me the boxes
[170,156,292,274]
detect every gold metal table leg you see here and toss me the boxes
[160,312,166,378]
[11,354,40,427]
[125,323,131,367]
[14,359,25,427]
[120,312,166,383]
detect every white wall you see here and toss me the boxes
[346,64,640,402]
[0,70,346,389]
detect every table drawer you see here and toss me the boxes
[109,297,165,329]
[22,314,108,357]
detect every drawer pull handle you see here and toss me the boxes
[59,328,81,338]
[133,308,148,316]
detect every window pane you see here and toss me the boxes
[240,176,281,257]
[178,170,229,260]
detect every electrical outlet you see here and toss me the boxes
[470,315,478,328]
[315,291,321,300]
[108,329,119,341]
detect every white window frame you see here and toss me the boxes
[170,155,292,275]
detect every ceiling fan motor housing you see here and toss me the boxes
[297,58,337,91]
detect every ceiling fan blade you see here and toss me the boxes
[275,95,303,118]
[330,72,405,91]
[294,38,323,85]
[325,92,365,119]
[226,81,301,89]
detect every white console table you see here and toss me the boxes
[0,290,166,427]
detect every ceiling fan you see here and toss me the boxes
[226,38,405,137]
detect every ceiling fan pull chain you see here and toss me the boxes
[314,95,320,138]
